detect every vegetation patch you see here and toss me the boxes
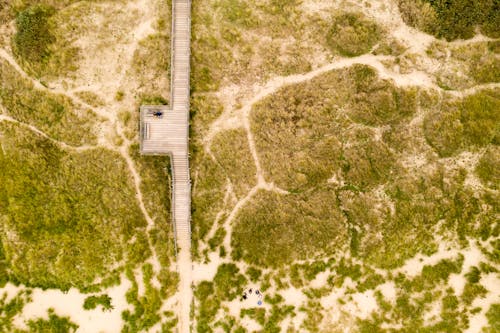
[0,59,97,146]
[0,290,31,332]
[122,265,177,332]
[211,129,256,198]
[475,146,499,189]
[13,5,55,68]
[426,41,500,89]
[191,0,317,92]
[231,188,346,267]
[398,0,500,40]
[251,65,408,192]
[11,2,80,78]
[0,123,146,290]
[326,12,382,57]
[191,152,227,258]
[83,294,113,311]
[130,33,171,103]
[129,144,176,276]
[424,89,500,157]
[24,308,78,332]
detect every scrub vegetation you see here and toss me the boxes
[0,123,147,291]
[426,40,500,90]
[250,65,411,193]
[9,1,83,78]
[423,89,500,157]
[398,0,500,40]
[210,129,256,198]
[327,12,382,57]
[83,294,113,311]
[191,0,386,92]
[0,59,97,146]
[190,0,500,327]
[0,0,178,329]
[232,188,346,267]
[24,308,78,332]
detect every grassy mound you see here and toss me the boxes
[326,12,382,57]
[398,0,500,40]
[251,65,410,192]
[13,4,55,66]
[0,123,146,290]
[424,90,500,157]
[231,188,346,267]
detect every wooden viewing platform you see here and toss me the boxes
[139,0,192,332]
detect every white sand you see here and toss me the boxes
[11,277,132,333]
[378,282,397,303]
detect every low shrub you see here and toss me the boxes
[327,12,382,57]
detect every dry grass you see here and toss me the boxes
[210,128,256,198]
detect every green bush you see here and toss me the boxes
[25,308,78,333]
[398,0,500,40]
[83,294,113,311]
[476,146,499,189]
[13,5,56,66]
[485,304,500,332]
[0,290,31,332]
[326,13,382,57]
[251,65,406,192]
[424,90,500,157]
[129,144,175,270]
[121,265,165,332]
[213,263,246,301]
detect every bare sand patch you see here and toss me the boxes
[11,277,132,333]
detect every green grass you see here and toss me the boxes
[24,308,78,333]
[0,123,146,290]
[0,59,97,146]
[475,146,499,189]
[231,187,346,267]
[398,0,500,40]
[122,265,174,332]
[130,33,171,103]
[251,65,406,192]
[190,0,316,92]
[326,12,382,57]
[485,304,500,332]
[191,152,227,258]
[129,144,175,268]
[13,5,56,67]
[83,294,113,311]
[424,90,500,157]
[213,263,247,301]
[11,2,81,78]
[211,129,256,198]
[0,290,31,332]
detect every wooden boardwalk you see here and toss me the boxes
[140,0,192,332]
